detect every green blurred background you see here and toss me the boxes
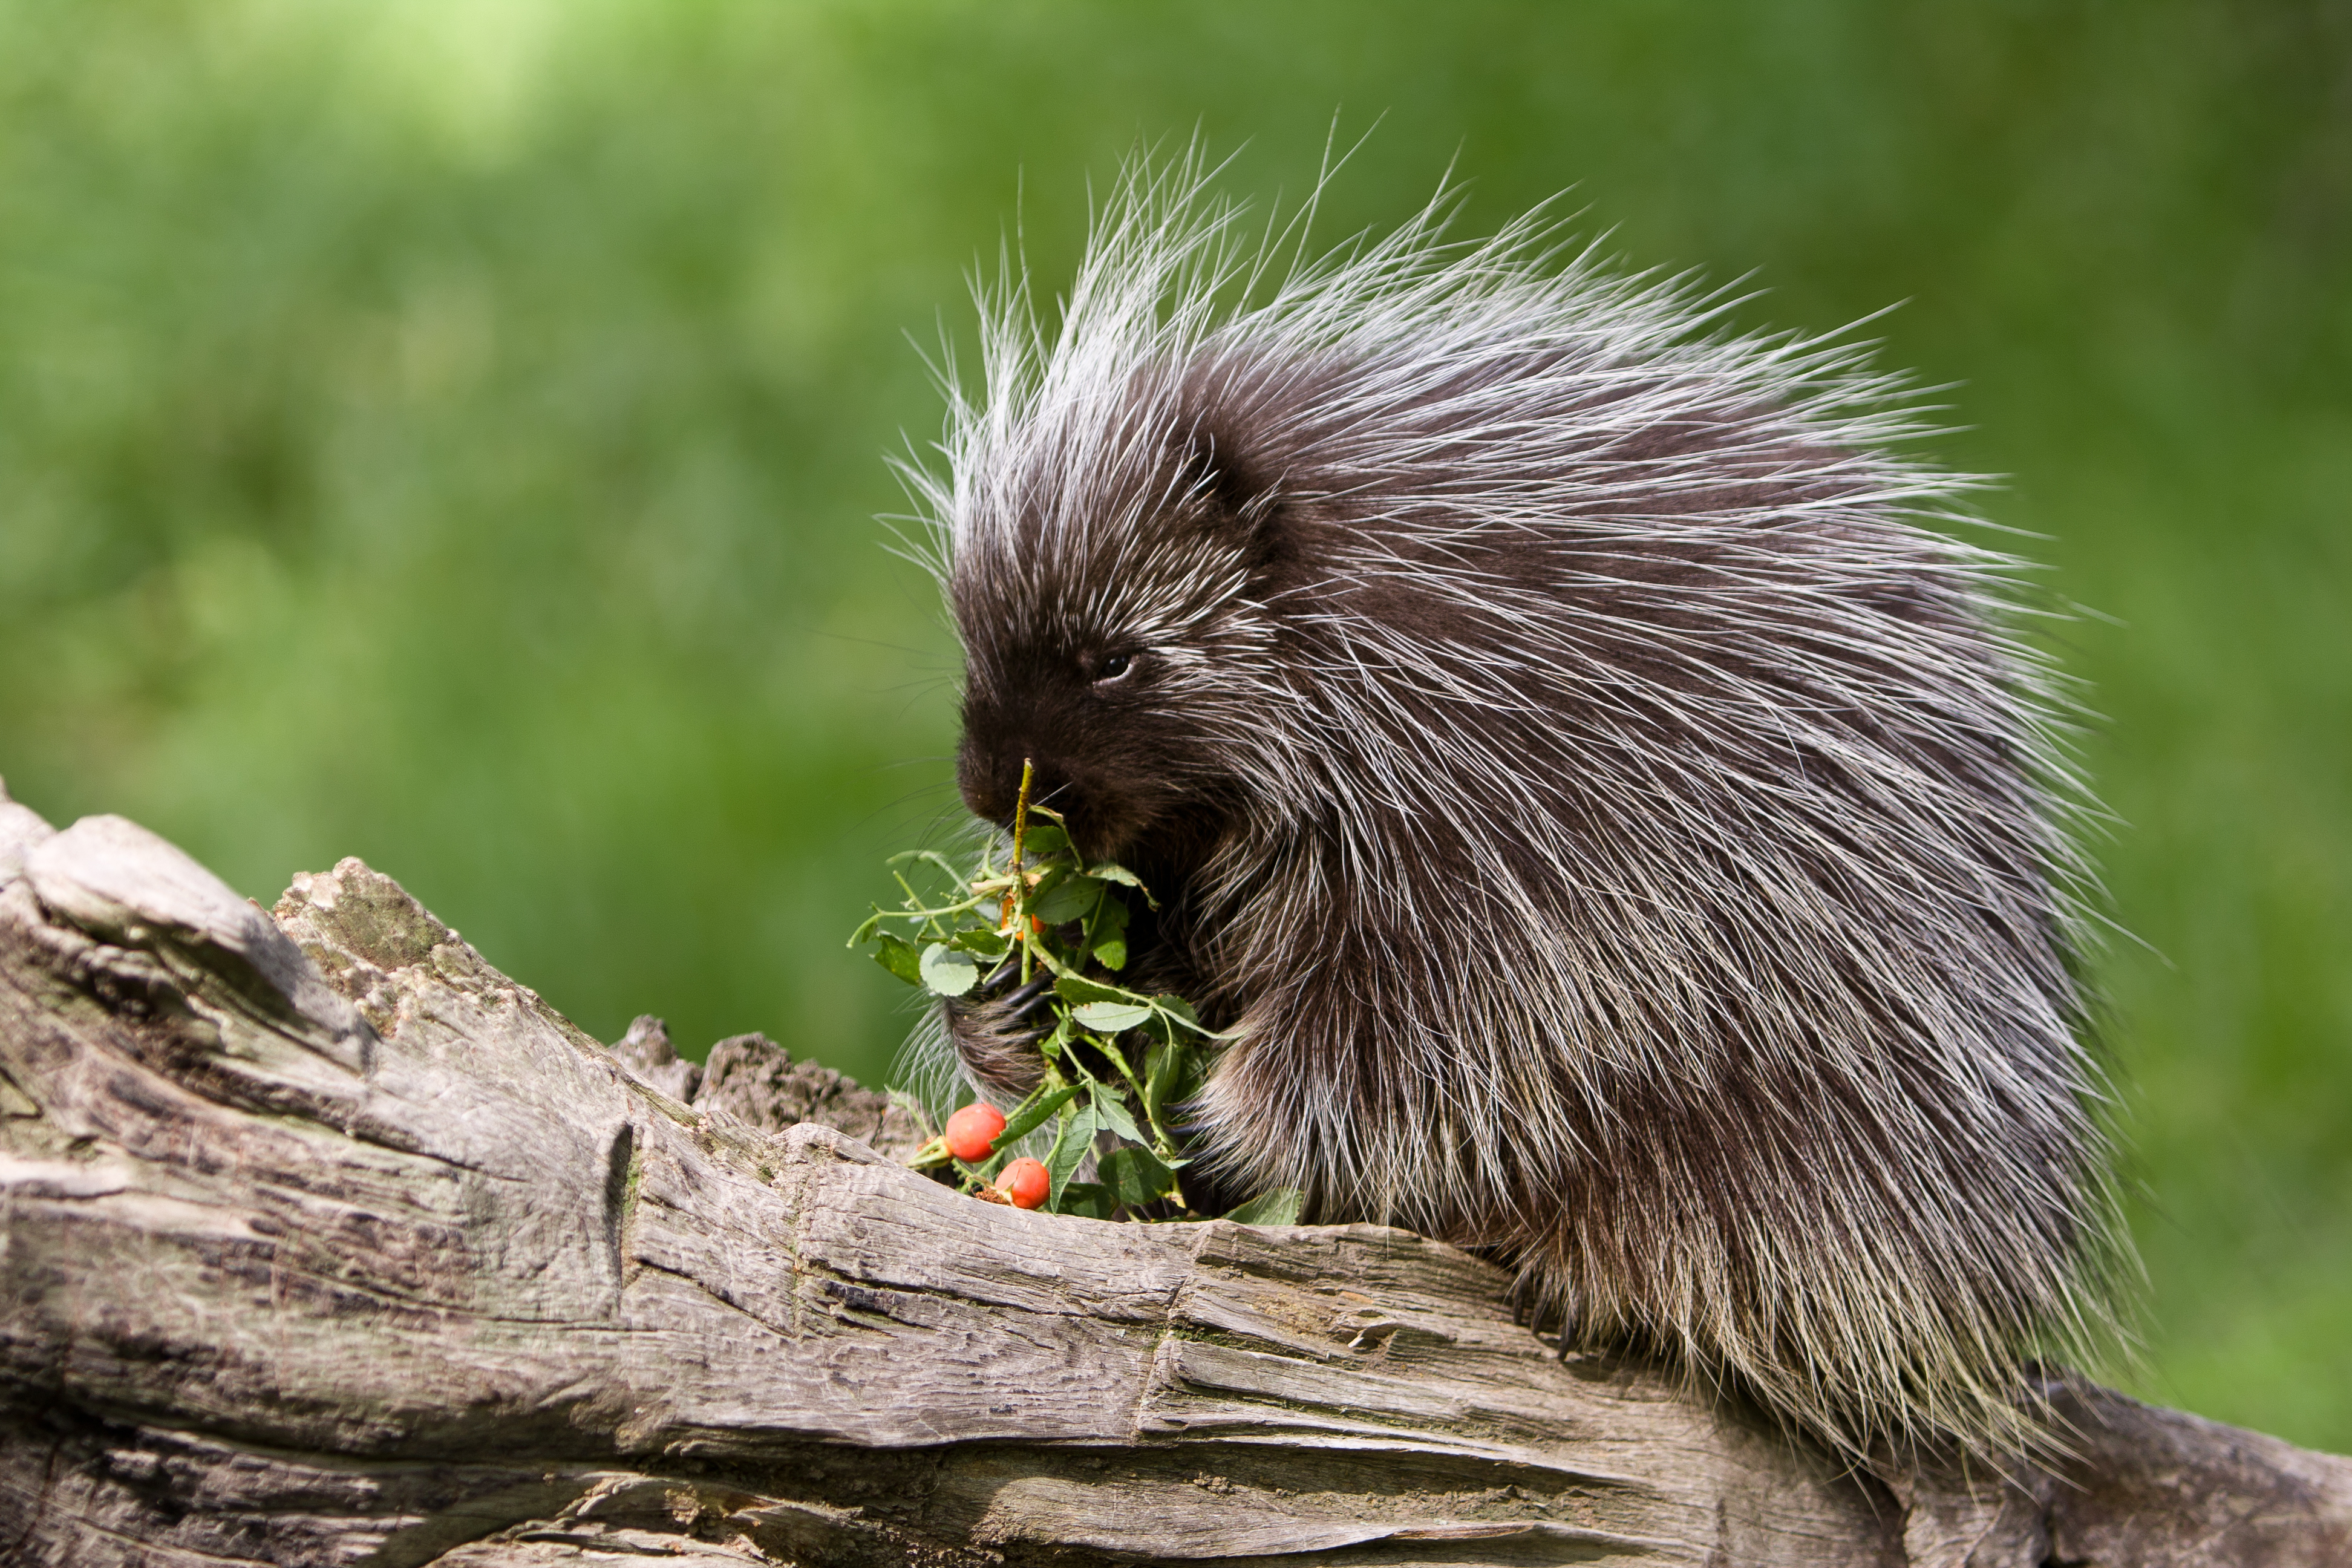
[1,1,2344,1446]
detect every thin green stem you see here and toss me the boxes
[1011,757,1035,985]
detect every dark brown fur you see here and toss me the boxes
[921,191,2120,1459]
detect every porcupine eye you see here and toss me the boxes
[1094,650,1135,684]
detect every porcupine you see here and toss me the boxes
[904,162,2127,1463]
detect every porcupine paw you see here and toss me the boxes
[1505,1271,1564,1344]
[941,970,1053,1101]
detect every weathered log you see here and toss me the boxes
[1,786,2345,1566]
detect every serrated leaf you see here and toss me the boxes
[1149,993,1227,1040]
[998,1080,1080,1146]
[1222,1188,1305,1226]
[1018,825,1070,858]
[1150,994,1218,1035]
[1028,870,1099,926]
[1088,862,1154,906]
[1097,1145,1175,1209]
[1143,1038,1182,1123]
[1055,973,1148,1007]
[1038,1015,1072,1062]
[953,926,1010,958]
[918,942,979,997]
[1086,892,1129,970]
[870,933,924,986]
[1044,1102,1099,1208]
[1089,1086,1144,1145]
[1073,1001,1154,1033]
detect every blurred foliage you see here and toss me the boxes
[0,0,2344,1447]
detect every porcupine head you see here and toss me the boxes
[904,155,2129,1466]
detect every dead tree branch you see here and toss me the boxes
[1,788,2345,1566]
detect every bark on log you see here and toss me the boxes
[1,787,2346,1566]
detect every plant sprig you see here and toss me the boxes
[852,760,1298,1224]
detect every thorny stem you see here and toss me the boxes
[1011,757,1035,875]
[1012,757,1035,985]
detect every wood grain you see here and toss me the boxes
[1,783,2345,1565]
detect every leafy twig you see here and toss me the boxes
[848,773,1293,1223]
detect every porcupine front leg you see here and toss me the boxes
[942,964,1053,1100]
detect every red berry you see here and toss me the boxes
[1001,1157,1050,1210]
[943,1102,1007,1163]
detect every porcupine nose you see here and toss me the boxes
[958,742,1071,835]
[956,745,1018,826]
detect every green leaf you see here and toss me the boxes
[1153,994,1201,1028]
[998,1080,1080,1146]
[1073,1001,1154,1033]
[1086,892,1129,970]
[1089,1086,1144,1145]
[1088,862,1155,906]
[1044,1102,1099,1208]
[1097,1145,1175,1209]
[1222,1188,1305,1226]
[870,932,924,986]
[918,942,979,997]
[1033,927,1090,978]
[1019,825,1070,858]
[952,926,1010,958]
[1055,973,1149,1007]
[1028,869,1099,926]
[1169,1050,1206,1112]
[1143,1038,1183,1123]
[1053,1180,1116,1220]
[1149,994,1226,1038]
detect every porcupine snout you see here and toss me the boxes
[954,699,1084,832]
[944,705,1095,1102]
[953,730,1032,830]
[957,679,1161,863]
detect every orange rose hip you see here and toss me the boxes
[943,1102,1007,1163]
[1000,1157,1050,1210]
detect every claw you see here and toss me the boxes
[1000,976,1055,1022]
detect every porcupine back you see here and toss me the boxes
[907,160,2128,1463]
